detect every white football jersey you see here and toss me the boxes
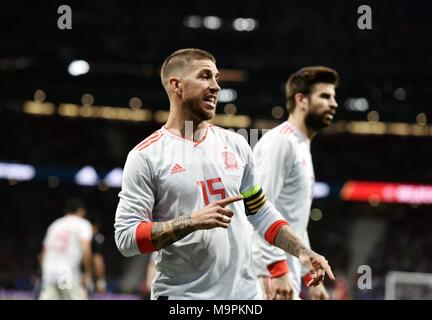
[115,124,285,299]
[253,121,314,294]
[42,215,93,284]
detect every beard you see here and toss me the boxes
[183,97,215,121]
[305,111,331,131]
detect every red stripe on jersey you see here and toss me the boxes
[279,123,289,133]
[135,131,161,150]
[135,130,161,150]
[264,220,289,245]
[135,222,157,253]
[281,124,293,135]
[284,128,294,135]
[208,124,222,129]
[268,260,289,278]
[137,133,164,151]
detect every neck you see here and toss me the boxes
[165,104,208,142]
[287,112,316,140]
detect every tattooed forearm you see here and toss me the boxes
[151,214,195,249]
[151,222,172,249]
[172,215,194,239]
[274,225,308,258]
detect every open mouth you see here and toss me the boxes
[203,95,217,108]
[325,112,335,121]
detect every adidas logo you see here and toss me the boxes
[170,163,186,174]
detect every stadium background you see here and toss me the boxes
[1,0,431,299]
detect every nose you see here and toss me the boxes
[210,78,220,93]
[331,97,338,109]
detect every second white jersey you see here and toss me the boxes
[42,215,93,284]
[253,121,314,292]
[115,124,285,299]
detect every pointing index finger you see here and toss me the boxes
[215,195,243,207]
[325,265,335,281]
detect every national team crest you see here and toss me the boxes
[222,151,238,170]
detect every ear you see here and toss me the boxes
[168,77,182,96]
[294,93,308,111]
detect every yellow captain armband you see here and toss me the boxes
[241,184,267,215]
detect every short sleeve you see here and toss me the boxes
[79,220,93,242]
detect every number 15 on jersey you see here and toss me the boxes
[197,177,226,206]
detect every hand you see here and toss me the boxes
[308,282,329,300]
[82,273,94,292]
[298,249,335,287]
[260,276,273,300]
[191,195,243,230]
[271,273,294,300]
[95,278,107,294]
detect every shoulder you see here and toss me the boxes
[256,123,296,151]
[126,129,166,165]
[46,218,61,232]
[77,219,93,238]
[264,122,297,142]
[132,129,165,153]
[74,216,92,230]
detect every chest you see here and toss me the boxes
[153,140,245,205]
[288,144,315,187]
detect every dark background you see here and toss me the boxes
[1,0,431,299]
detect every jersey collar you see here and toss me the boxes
[162,124,209,147]
[284,121,310,143]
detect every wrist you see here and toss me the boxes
[136,222,157,253]
[264,220,289,245]
[267,260,289,278]
[298,247,312,258]
[190,213,199,230]
[304,273,313,286]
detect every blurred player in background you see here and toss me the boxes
[253,66,339,300]
[39,198,93,300]
[141,252,157,298]
[114,48,334,299]
[89,215,107,296]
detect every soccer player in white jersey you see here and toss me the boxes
[39,199,93,300]
[253,66,339,300]
[114,49,335,300]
